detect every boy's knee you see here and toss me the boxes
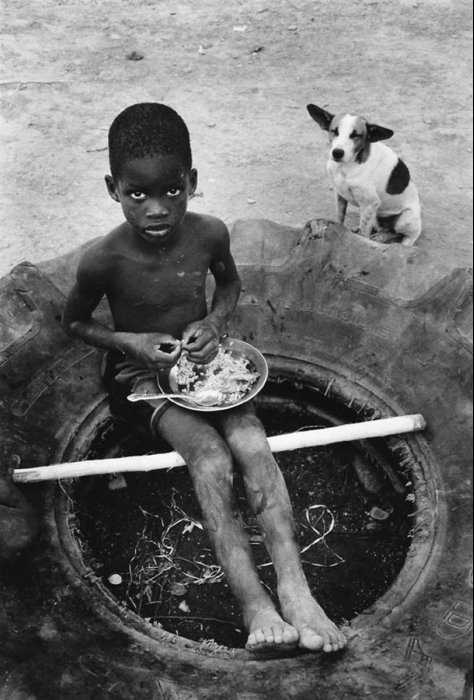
[226,414,268,454]
[187,439,233,480]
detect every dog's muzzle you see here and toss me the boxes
[332,148,345,162]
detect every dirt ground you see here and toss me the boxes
[0,0,472,278]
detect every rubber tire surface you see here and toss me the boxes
[0,219,471,700]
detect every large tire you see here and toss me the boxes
[0,219,471,699]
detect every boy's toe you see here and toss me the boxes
[271,627,284,644]
[325,629,346,652]
[283,628,299,645]
[247,633,260,649]
[299,626,325,651]
[335,630,347,649]
[246,610,299,652]
[246,632,259,648]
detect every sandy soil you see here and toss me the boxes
[0,0,472,278]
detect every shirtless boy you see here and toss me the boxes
[63,103,346,654]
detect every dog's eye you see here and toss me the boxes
[331,128,339,136]
[350,131,361,139]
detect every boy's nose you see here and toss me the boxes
[146,198,169,217]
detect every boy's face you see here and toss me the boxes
[105,153,197,247]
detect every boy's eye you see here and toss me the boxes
[167,188,182,198]
[130,191,146,201]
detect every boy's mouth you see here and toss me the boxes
[143,224,172,238]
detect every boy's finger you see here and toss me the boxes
[154,333,179,345]
[153,347,181,365]
[161,334,179,342]
[183,338,207,354]
[158,342,181,355]
[182,328,203,347]
[186,343,219,364]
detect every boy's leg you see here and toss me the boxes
[216,404,347,653]
[155,405,299,651]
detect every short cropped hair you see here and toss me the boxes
[108,103,192,179]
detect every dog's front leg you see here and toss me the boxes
[335,193,348,224]
[358,206,378,238]
[353,188,380,239]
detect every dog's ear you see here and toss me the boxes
[367,123,394,142]
[307,104,334,131]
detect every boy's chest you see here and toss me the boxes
[109,252,210,310]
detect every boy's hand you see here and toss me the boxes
[182,321,220,365]
[120,333,182,370]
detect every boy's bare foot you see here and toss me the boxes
[279,588,346,653]
[245,606,299,652]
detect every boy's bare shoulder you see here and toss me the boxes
[76,224,128,278]
[185,212,229,249]
[186,212,228,237]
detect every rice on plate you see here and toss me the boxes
[176,347,260,406]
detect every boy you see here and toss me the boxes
[63,103,346,654]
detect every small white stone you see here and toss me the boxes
[108,573,123,585]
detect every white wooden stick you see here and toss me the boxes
[12,414,426,484]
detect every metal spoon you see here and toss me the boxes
[127,389,226,406]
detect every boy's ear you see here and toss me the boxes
[367,123,394,142]
[189,168,198,196]
[105,175,120,202]
[307,104,335,131]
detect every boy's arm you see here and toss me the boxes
[63,252,180,369]
[182,224,241,363]
[207,247,241,334]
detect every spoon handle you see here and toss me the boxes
[127,392,185,403]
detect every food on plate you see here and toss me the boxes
[176,347,260,405]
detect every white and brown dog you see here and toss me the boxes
[307,104,422,246]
